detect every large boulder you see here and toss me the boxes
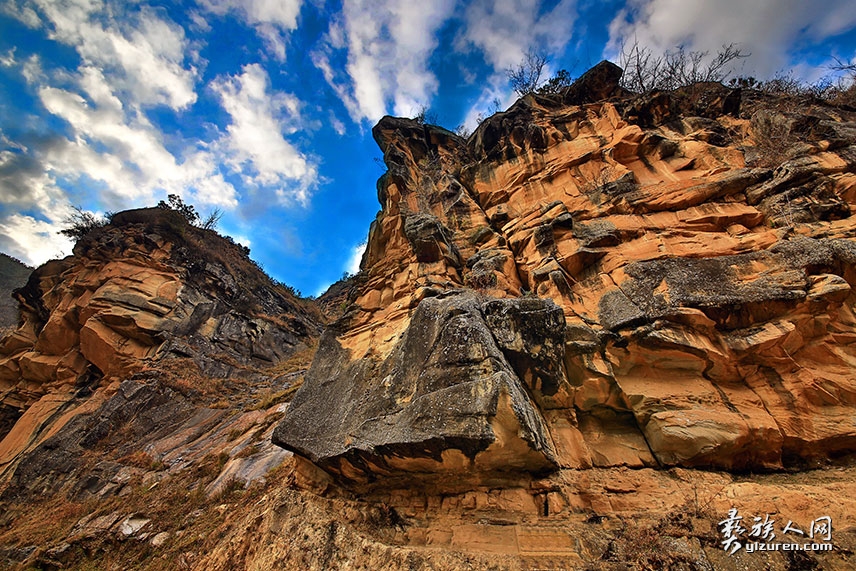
[274,291,564,484]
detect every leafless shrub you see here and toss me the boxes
[830,56,856,77]
[619,41,748,92]
[475,98,502,125]
[58,206,108,241]
[201,208,223,231]
[507,48,549,97]
[827,57,856,106]
[413,104,437,125]
[748,108,797,167]
[418,150,443,188]
[731,63,856,107]
[454,124,471,138]
[537,69,574,95]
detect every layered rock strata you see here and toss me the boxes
[276,61,856,483]
[0,208,322,487]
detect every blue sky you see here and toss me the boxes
[1,0,855,297]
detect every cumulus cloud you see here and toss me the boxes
[27,0,198,109]
[606,0,856,79]
[211,63,317,204]
[1,0,41,28]
[457,88,509,134]
[314,0,456,123]
[0,144,75,265]
[199,0,303,60]
[457,0,577,72]
[0,0,247,267]
[35,68,238,209]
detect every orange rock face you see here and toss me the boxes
[281,62,856,477]
[0,208,322,483]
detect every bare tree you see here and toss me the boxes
[413,104,437,125]
[830,56,856,76]
[507,49,549,97]
[619,41,748,92]
[202,208,223,231]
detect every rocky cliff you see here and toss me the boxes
[0,208,325,567]
[271,62,856,566]
[2,62,856,570]
[276,62,856,479]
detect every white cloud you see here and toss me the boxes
[329,113,346,136]
[450,0,577,130]
[457,0,577,72]
[0,213,74,267]
[35,67,238,210]
[315,0,456,123]
[1,1,238,234]
[0,47,16,67]
[0,140,76,265]
[345,241,365,275]
[26,0,198,110]
[1,0,42,28]
[459,80,516,133]
[606,0,856,79]
[21,54,45,84]
[211,63,317,204]
[0,147,69,214]
[200,0,303,61]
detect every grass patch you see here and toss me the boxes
[263,341,317,379]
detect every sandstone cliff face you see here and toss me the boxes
[277,62,856,482]
[0,208,322,494]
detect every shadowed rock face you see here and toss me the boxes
[0,254,31,334]
[273,290,563,483]
[276,61,856,480]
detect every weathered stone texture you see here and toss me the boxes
[277,62,856,479]
[0,208,323,487]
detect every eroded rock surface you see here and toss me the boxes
[274,290,563,483]
[2,62,856,570]
[277,61,856,480]
[0,208,323,490]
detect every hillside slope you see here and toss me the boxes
[0,208,324,568]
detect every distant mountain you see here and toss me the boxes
[0,253,31,334]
